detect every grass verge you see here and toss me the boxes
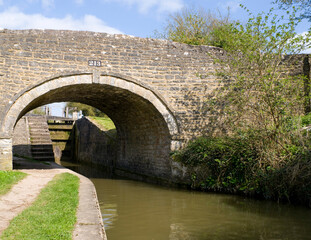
[0,171,27,196]
[1,172,80,240]
[88,116,116,131]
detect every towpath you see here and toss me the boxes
[0,157,106,240]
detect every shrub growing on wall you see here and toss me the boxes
[172,5,311,205]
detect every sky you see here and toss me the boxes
[0,0,310,38]
[0,0,310,116]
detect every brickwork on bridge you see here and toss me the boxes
[0,29,308,181]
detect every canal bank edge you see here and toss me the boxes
[72,170,107,240]
[12,118,107,239]
[10,157,107,239]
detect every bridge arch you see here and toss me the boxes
[1,73,180,178]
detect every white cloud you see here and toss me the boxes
[0,7,123,34]
[104,0,184,14]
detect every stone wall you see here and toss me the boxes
[73,117,117,168]
[0,29,224,172]
[12,116,32,158]
[73,117,192,185]
[0,29,224,139]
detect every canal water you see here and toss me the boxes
[62,161,311,240]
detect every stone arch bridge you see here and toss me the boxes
[0,29,307,182]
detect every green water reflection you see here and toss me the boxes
[91,178,311,240]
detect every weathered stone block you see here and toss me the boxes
[0,138,12,170]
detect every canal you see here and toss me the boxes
[61,161,311,240]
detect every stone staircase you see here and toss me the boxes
[28,115,55,161]
[47,117,75,162]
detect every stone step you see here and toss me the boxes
[30,137,52,141]
[29,121,48,124]
[32,156,55,161]
[32,152,54,157]
[32,150,54,154]
[31,138,51,141]
[29,128,50,131]
[31,141,52,144]
[32,152,53,155]
[29,125,48,127]
[28,115,55,161]
[29,129,49,131]
[31,134,51,137]
[31,147,54,152]
[30,137,51,140]
[31,139,53,143]
[29,127,50,130]
[31,145,53,150]
[48,125,74,130]
[30,133,51,137]
[31,144,53,147]
[30,135,52,139]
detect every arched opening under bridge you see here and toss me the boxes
[2,73,180,180]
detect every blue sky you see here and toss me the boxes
[0,0,309,116]
[0,0,309,37]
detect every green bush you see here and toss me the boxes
[172,132,311,206]
[257,155,311,204]
[301,113,311,126]
[172,134,259,193]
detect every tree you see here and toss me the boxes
[209,6,311,162]
[154,7,231,47]
[170,5,311,204]
[274,0,311,21]
[30,106,46,115]
[65,102,106,117]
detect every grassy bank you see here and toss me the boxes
[172,130,311,206]
[88,116,115,131]
[0,171,27,196]
[88,116,117,141]
[1,173,79,239]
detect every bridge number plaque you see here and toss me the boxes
[88,60,101,67]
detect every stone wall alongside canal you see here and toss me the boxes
[73,117,117,169]
[72,117,194,185]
